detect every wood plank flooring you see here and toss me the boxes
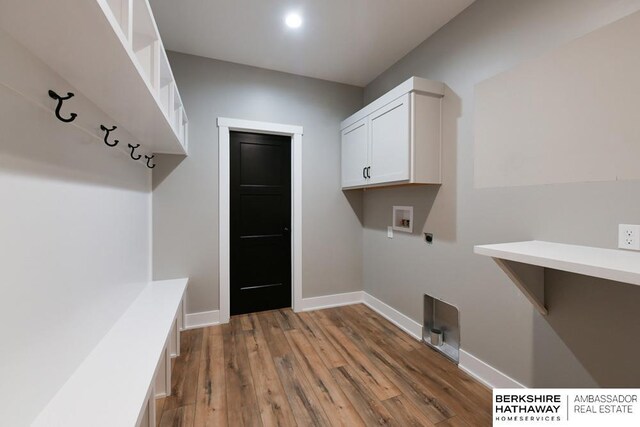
[156,304,491,426]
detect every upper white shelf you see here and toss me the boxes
[0,0,188,155]
[474,240,640,315]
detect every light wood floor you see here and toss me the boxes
[156,304,491,426]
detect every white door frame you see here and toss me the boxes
[217,117,303,324]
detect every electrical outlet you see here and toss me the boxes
[618,224,640,250]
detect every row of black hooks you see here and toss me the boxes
[48,89,155,169]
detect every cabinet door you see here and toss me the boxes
[369,94,410,185]
[341,118,369,188]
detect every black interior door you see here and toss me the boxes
[230,131,291,315]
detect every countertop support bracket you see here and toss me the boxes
[492,258,548,315]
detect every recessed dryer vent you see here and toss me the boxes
[423,294,460,363]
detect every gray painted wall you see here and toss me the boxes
[153,53,364,314]
[362,0,640,387]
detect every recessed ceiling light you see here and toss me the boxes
[285,13,303,29]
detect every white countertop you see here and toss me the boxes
[474,240,640,286]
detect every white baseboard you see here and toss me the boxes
[361,292,423,340]
[359,294,525,389]
[184,310,220,329]
[299,291,423,341]
[299,291,364,311]
[459,349,526,389]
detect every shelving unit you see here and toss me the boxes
[180,108,189,150]
[106,0,131,39]
[474,240,640,315]
[158,51,173,120]
[0,0,188,155]
[132,0,160,91]
[173,86,184,137]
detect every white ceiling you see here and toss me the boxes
[149,0,475,87]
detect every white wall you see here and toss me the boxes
[0,30,152,425]
[362,0,640,387]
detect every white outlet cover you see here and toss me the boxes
[618,224,640,250]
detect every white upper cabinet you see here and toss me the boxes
[369,93,410,185]
[341,117,369,188]
[0,0,188,155]
[340,77,444,189]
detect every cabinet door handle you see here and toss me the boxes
[366,167,371,179]
[363,167,366,179]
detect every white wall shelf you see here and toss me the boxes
[474,240,640,315]
[0,0,188,155]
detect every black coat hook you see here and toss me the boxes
[100,125,119,147]
[48,90,77,123]
[128,143,141,160]
[144,155,155,169]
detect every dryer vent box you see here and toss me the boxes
[423,294,460,364]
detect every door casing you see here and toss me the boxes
[217,117,303,324]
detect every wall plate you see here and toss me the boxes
[392,206,413,233]
[618,224,640,250]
